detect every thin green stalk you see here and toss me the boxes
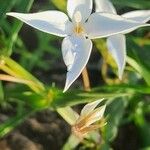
[7,0,34,56]
[1,56,45,92]
[127,56,150,86]
[0,65,19,77]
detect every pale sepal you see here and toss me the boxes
[84,105,106,127]
[81,99,105,116]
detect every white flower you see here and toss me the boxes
[95,0,150,79]
[71,99,106,138]
[7,0,149,92]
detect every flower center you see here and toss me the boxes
[74,25,84,34]
[73,11,84,35]
[72,125,84,139]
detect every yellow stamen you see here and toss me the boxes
[74,25,84,34]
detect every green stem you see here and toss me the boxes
[7,0,34,56]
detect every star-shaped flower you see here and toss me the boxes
[95,0,150,79]
[71,99,106,138]
[7,0,149,92]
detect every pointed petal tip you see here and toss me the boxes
[118,71,123,80]
[63,79,72,93]
[81,98,105,116]
[85,104,106,126]
[63,84,68,93]
[100,98,105,101]
[94,98,105,105]
[6,12,16,16]
[63,87,68,93]
[139,23,150,29]
[118,63,125,80]
[122,10,150,23]
[6,12,11,16]
[103,104,107,110]
[119,75,123,80]
[63,90,66,93]
[98,104,107,117]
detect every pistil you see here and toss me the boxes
[74,11,84,35]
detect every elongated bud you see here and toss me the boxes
[71,99,106,139]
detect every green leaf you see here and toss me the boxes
[127,57,150,86]
[102,97,128,142]
[112,0,150,9]
[127,36,150,86]
[51,84,150,108]
[6,0,34,56]
[0,81,4,102]
[4,84,150,109]
[51,88,131,108]
[138,122,150,148]
[100,84,150,94]
[0,0,18,22]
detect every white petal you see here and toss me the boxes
[122,10,150,23]
[62,37,75,71]
[85,105,106,126]
[85,12,149,39]
[7,11,72,37]
[107,34,126,79]
[63,36,92,92]
[81,99,105,116]
[95,0,117,14]
[67,0,92,22]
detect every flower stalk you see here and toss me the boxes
[81,67,91,91]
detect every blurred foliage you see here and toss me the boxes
[0,0,150,150]
[112,0,150,9]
